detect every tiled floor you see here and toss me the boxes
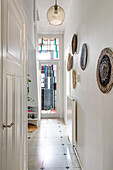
[28,119,81,170]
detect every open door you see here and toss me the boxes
[1,0,27,169]
[39,61,60,118]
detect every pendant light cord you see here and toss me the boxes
[54,0,58,14]
[55,0,57,5]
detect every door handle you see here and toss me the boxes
[3,122,14,129]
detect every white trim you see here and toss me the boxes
[17,1,28,169]
[41,114,60,119]
[73,147,84,170]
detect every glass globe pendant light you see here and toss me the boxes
[47,0,65,26]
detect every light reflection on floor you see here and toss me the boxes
[28,119,81,170]
[41,109,57,114]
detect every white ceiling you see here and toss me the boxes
[37,0,72,34]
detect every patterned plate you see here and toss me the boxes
[72,70,76,88]
[80,43,88,70]
[67,53,73,71]
[72,34,77,54]
[96,48,113,93]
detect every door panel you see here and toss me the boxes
[6,75,14,170]
[15,76,22,170]
[7,3,22,63]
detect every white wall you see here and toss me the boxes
[28,49,38,107]
[21,0,38,108]
[64,0,113,170]
[20,0,35,48]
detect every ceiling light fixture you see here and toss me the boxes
[47,0,65,26]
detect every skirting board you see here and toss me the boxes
[73,147,84,170]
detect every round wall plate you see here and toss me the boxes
[80,43,88,70]
[72,70,76,88]
[96,48,113,93]
[72,34,77,54]
[67,53,73,71]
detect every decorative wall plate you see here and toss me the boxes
[96,48,113,93]
[72,34,77,54]
[72,70,76,88]
[67,53,73,71]
[80,43,88,70]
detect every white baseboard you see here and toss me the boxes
[73,147,84,170]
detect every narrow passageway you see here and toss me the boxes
[28,119,80,170]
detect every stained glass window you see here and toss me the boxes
[41,64,57,114]
[38,38,60,60]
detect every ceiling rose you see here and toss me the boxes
[47,0,65,26]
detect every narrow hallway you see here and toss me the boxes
[28,119,80,170]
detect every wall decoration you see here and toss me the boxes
[67,53,73,71]
[72,70,76,88]
[96,48,113,93]
[72,34,77,54]
[80,43,88,70]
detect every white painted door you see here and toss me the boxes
[1,0,27,170]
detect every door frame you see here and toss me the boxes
[37,34,64,120]
[1,0,28,169]
[39,60,60,118]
